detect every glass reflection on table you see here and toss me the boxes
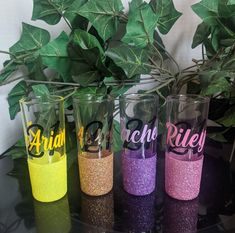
[34,195,71,233]
[80,191,114,229]
[163,195,199,233]
[122,191,156,232]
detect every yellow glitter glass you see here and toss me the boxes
[20,95,67,202]
[73,94,114,196]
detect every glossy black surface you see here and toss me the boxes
[0,139,235,233]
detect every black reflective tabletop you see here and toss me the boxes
[0,139,235,233]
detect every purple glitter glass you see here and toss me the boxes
[122,151,156,196]
[119,93,158,197]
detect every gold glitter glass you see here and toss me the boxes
[20,95,67,202]
[73,94,114,196]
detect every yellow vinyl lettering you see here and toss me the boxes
[29,130,41,154]
[54,134,61,148]
[42,136,49,151]
[48,131,55,150]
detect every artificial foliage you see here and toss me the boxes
[0,0,234,156]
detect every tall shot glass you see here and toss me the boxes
[165,94,210,200]
[73,94,114,196]
[20,95,67,202]
[119,94,158,196]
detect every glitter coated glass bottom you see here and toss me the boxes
[122,153,156,196]
[28,153,67,202]
[78,151,113,196]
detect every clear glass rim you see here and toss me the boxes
[73,93,113,103]
[166,94,210,104]
[20,95,64,105]
[119,93,158,102]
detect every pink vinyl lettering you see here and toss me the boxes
[166,122,206,153]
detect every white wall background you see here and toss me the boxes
[0,0,201,153]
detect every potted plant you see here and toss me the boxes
[0,0,234,158]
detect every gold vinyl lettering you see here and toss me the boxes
[78,127,84,147]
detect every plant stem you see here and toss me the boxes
[118,13,128,22]
[181,64,201,72]
[156,89,166,103]
[150,44,163,67]
[1,51,36,74]
[62,15,72,30]
[2,75,28,85]
[0,50,16,59]
[25,79,159,87]
[47,0,72,30]
[144,63,158,69]
[1,60,15,73]
[55,86,77,94]
[146,78,175,93]
[26,80,82,86]
[154,39,180,75]
[202,44,205,61]
[63,87,78,99]
[148,56,172,76]
[177,73,198,92]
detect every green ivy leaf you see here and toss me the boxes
[106,58,128,81]
[152,30,166,56]
[150,0,182,34]
[201,72,231,95]
[78,0,124,41]
[8,81,28,120]
[109,85,130,98]
[69,35,109,86]
[207,132,227,142]
[106,43,150,78]
[72,68,100,86]
[32,84,50,97]
[74,86,107,96]
[9,23,50,56]
[75,87,97,95]
[211,26,221,51]
[27,57,47,81]
[39,32,72,82]
[113,120,122,152]
[104,76,131,96]
[122,0,157,48]
[64,0,88,27]
[73,29,104,55]
[192,0,235,54]
[0,62,18,84]
[32,0,74,25]
[222,54,235,71]
[217,106,235,127]
[192,22,211,48]
[192,0,219,25]
[228,0,235,4]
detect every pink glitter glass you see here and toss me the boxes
[165,95,210,201]
[165,152,204,200]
